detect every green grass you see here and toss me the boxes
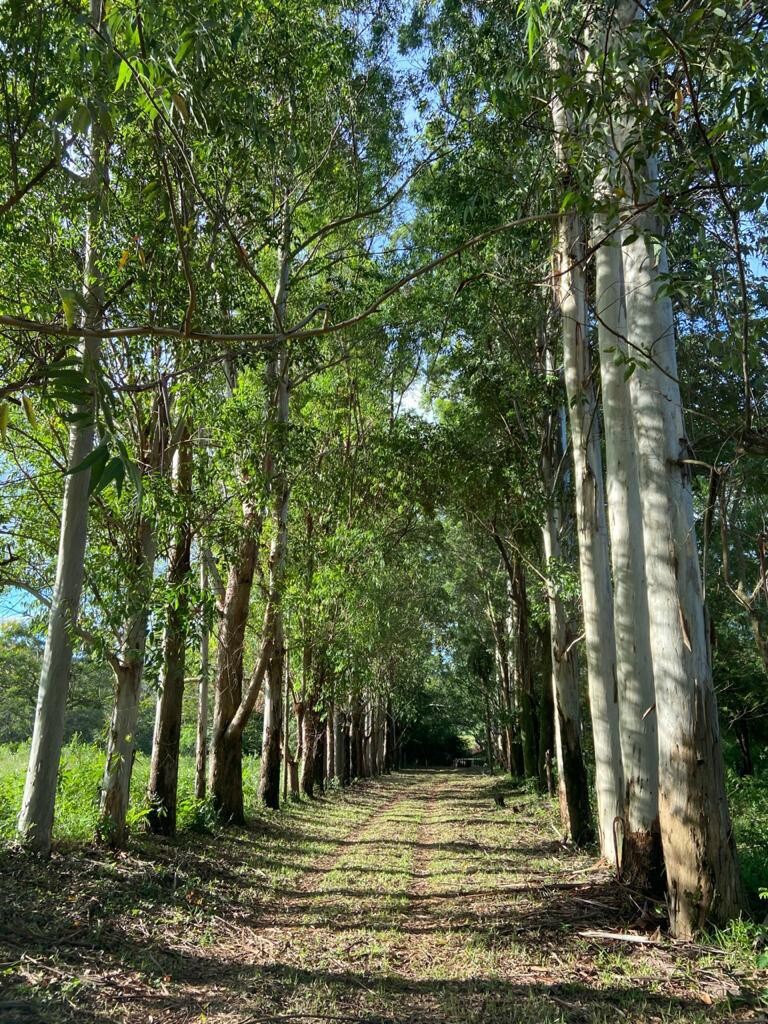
[1,738,766,907]
[0,736,263,842]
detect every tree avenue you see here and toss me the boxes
[1,4,767,1008]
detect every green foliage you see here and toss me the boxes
[726,752,768,903]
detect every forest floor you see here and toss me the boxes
[0,769,766,1024]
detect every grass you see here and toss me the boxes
[0,737,263,842]
[0,749,766,1023]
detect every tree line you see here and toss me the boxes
[0,0,766,942]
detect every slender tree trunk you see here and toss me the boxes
[551,84,624,858]
[283,667,291,803]
[301,705,318,798]
[540,339,594,845]
[260,632,284,809]
[313,721,326,793]
[384,699,394,773]
[510,563,538,779]
[17,0,107,855]
[483,690,495,774]
[493,624,516,776]
[258,188,292,810]
[333,706,345,783]
[536,622,555,793]
[210,517,258,823]
[504,590,525,777]
[326,705,335,782]
[734,719,753,777]
[351,698,363,778]
[195,559,210,800]
[370,705,377,776]
[623,151,742,935]
[147,428,193,835]
[17,340,100,855]
[99,518,156,847]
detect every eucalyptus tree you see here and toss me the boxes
[13,0,112,855]
[537,0,755,930]
[550,65,625,864]
[174,0,409,817]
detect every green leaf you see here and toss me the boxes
[115,438,143,503]
[92,456,125,498]
[60,288,79,329]
[175,36,195,64]
[87,445,111,495]
[21,395,36,427]
[115,59,132,92]
[67,438,109,477]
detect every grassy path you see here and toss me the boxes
[0,770,764,1023]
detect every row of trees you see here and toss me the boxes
[1,0,766,941]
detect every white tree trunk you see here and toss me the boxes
[595,194,659,880]
[17,0,107,854]
[550,72,624,862]
[16,344,99,854]
[623,155,741,935]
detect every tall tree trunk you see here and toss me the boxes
[493,623,516,776]
[384,699,394,773]
[595,199,660,886]
[369,704,379,776]
[258,188,292,810]
[585,0,661,888]
[313,721,326,793]
[301,705,319,798]
[623,151,742,935]
[540,340,594,845]
[351,698,363,778]
[333,706,346,783]
[147,427,193,835]
[210,516,258,823]
[484,690,495,774]
[283,668,291,803]
[195,559,210,800]
[536,621,555,793]
[260,632,284,809]
[326,705,335,782]
[510,562,538,779]
[99,518,156,847]
[17,0,107,855]
[551,78,624,859]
